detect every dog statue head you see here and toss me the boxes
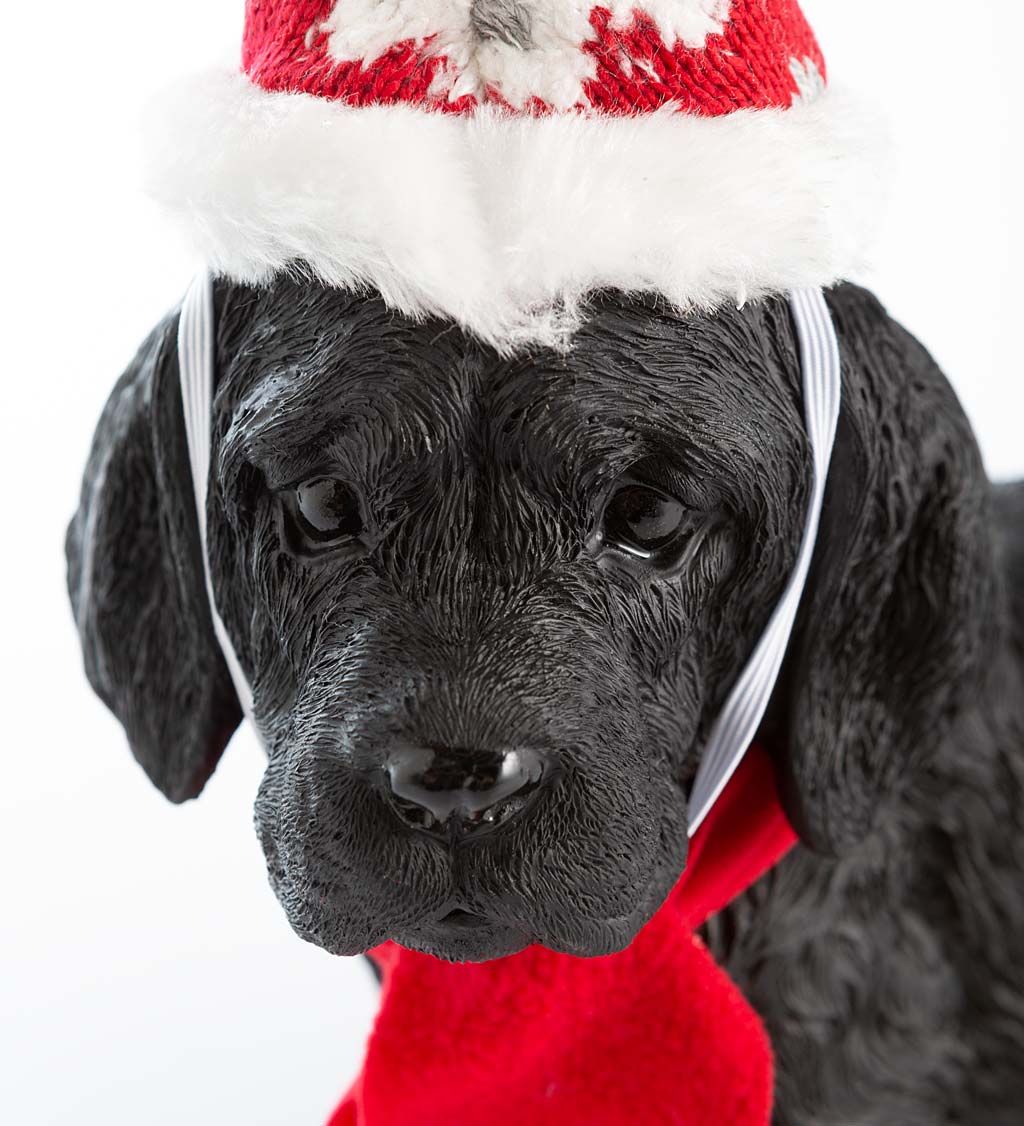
[65,276,992,962]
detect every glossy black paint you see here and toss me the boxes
[66,280,1024,1124]
[384,743,549,837]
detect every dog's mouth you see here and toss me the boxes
[436,907,491,930]
[389,901,535,962]
[432,905,493,932]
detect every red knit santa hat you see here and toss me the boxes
[148,0,878,350]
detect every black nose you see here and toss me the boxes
[385,745,547,837]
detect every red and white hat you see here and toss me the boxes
[149,1,879,350]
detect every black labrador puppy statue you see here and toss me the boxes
[66,277,1024,1124]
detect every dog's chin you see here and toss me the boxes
[394,917,535,963]
[391,904,656,964]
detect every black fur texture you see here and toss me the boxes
[66,280,1024,1123]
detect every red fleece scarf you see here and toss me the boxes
[329,745,796,1126]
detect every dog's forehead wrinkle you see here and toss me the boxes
[225,362,476,495]
[219,288,804,515]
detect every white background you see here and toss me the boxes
[2,2,1021,1123]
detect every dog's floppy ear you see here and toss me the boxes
[772,284,995,855]
[66,310,242,802]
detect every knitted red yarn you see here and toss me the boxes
[242,1,824,115]
[327,744,797,1126]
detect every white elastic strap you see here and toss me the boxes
[177,275,840,825]
[178,271,257,726]
[686,288,841,834]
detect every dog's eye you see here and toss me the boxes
[602,482,687,558]
[284,477,364,554]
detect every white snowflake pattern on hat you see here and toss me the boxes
[316,0,731,109]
